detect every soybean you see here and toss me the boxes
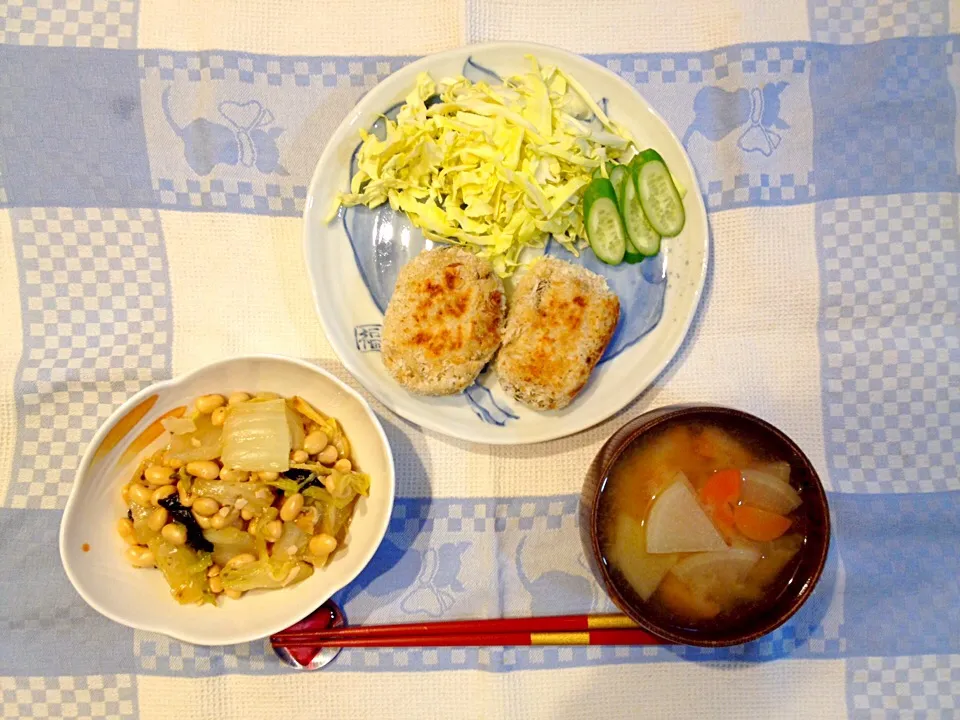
[219,468,248,483]
[195,394,225,414]
[186,460,220,480]
[279,493,304,522]
[146,507,169,532]
[129,484,154,507]
[144,465,176,486]
[316,445,338,465]
[309,533,337,557]
[161,523,187,546]
[116,518,138,545]
[151,485,177,506]
[125,546,155,568]
[192,497,220,517]
[303,430,329,456]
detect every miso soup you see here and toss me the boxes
[597,420,808,627]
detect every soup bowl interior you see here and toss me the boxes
[59,355,396,646]
[580,405,830,647]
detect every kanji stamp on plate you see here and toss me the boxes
[354,324,383,353]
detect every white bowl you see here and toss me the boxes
[59,355,396,646]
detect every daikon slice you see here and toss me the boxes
[741,469,802,515]
[646,473,728,554]
[670,547,762,590]
[608,513,678,601]
[746,534,804,588]
[754,461,791,483]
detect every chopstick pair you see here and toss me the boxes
[271,612,665,649]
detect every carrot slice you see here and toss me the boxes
[699,469,741,528]
[733,505,792,541]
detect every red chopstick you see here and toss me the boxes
[271,613,666,649]
[272,612,640,644]
[276,628,661,649]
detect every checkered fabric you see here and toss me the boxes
[0,675,136,719]
[811,0,949,45]
[138,52,409,87]
[152,178,308,214]
[603,44,810,86]
[0,0,136,49]
[818,194,959,494]
[8,208,170,508]
[848,656,960,717]
[0,0,958,717]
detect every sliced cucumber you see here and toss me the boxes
[620,165,661,256]
[583,178,626,265]
[623,248,646,264]
[609,164,629,206]
[633,149,686,238]
[591,161,616,180]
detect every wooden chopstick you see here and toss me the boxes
[275,628,662,649]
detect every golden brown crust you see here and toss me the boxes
[381,247,506,395]
[495,257,620,410]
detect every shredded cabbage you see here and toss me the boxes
[328,56,637,276]
[262,476,301,496]
[220,556,313,592]
[325,418,350,459]
[163,414,221,464]
[250,507,280,557]
[203,527,256,567]
[303,469,370,509]
[161,416,196,435]
[191,478,276,514]
[148,537,215,605]
[304,485,354,510]
[130,501,157,545]
[271,522,309,560]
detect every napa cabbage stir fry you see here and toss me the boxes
[327,56,639,276]
[117,392,370,606]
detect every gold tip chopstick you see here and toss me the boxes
[271,613,664,649]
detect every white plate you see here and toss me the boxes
[59,355,395,646]
[303,42,708,445]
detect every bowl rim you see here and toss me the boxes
[58,353,397,646]
[583,403,831,647]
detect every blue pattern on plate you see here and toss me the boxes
[465,381,520,425]
[545,241,667,362]
[342,101,430,315]
[463,57,502,83]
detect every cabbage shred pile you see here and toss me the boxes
[329,57,638,276]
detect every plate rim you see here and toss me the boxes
[302,40,709,446]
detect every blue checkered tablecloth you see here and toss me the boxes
[0,1,957,718]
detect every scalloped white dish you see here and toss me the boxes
[59,355,395,646]
[303,42,708,445]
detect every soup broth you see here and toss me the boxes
[598,420,807,628]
